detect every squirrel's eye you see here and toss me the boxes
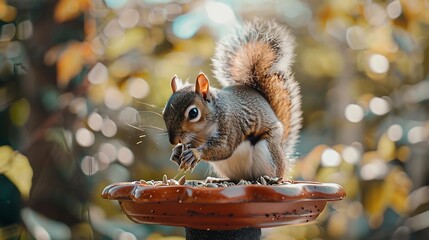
[189,108,198,119]
[185,105,201,122]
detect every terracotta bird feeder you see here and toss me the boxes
[102,176,345,240]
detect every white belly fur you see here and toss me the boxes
[209,140,276,180]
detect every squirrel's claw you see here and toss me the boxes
[179,148,201,171]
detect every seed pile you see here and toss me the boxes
[139,175,291,188]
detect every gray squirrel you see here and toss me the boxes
[162,19,302,181]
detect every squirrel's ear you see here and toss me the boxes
[195,72,210,100]
[171,75,179,93]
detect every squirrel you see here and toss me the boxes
[162,19,302,181]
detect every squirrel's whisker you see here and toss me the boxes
[127,123,165,132]
[135,101,162,110]
[138,110,164,118]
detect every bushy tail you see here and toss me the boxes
[212,19,302,159]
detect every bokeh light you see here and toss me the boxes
[321,148,341,167]
[101,117,117,137]
[368,54,389,74]
[104,87,124,110]
[81,156,99,176]
[118,106,138,125]
[360,160,387,180]
[118,147,134,166]
[386,0,402,19]
[75,128,95,147]
[387,124,403,142]
[364,3,387,26]
[407,126,425,144]
[104,19,124,39]
[369,97,390,115]
[99,142,117,162]
[118,9,140,29]
[0,23,16,41]
[172,14,203,39]
[88,62,108,85]
[17,19,33,39]
[127,77,149,99]
[346,26,367,50]
[88,112,103,131]
[205,1,235,24]
[345,104,364,123]
[341,146,360,165]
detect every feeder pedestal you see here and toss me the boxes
[185,227,261,240]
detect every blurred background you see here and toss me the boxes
[1,0,429,239]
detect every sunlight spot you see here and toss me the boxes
[369,97,390,115]
[101,117,117,137]
[118,107,138,125]
[104,19,124,38]
[17,20,33,40]
[128,77,149,99]
[69,97,87,117]
[321,148,341,167]
[342,146,360,165]
[206,1,235,24]
[119,9,139,28]
[88,62,108,85]
[76,128,94,147]
[99,143,117,162]
[81,156,99,176]
[407,126,425,144]
[345,104,364,123]
[368,54,389,74]
[365,3,387,26]
[104,87,124,110]
[387,124,403,142]
[387,0,402,19]
[118,147,134,166]
[88,112,103,131]
[0,23,16,41]
[361,160,387,180]
[94,152,110,171]
[346,26,367,50]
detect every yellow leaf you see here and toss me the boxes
[0,146,33,199]
[386,167,412,214]
[0,2,17,22]
[106,29,147,59]
[377,134,395,161]
[361,180,388,217]
[54,0,89,23]
[57,42,84,88]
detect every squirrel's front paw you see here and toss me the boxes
[180,148,202,171]
[170,144,183,165]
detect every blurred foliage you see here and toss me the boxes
[0,145,32,199]
[1,0,429,239]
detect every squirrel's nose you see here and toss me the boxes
[168,132,179,145]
